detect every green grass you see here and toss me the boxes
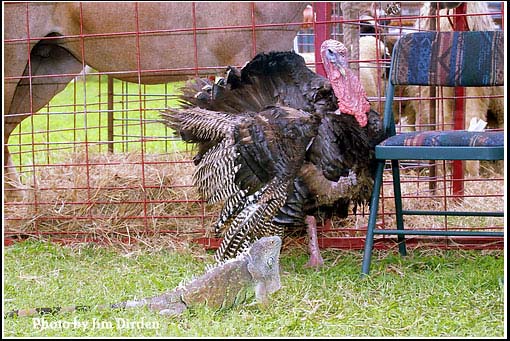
[7,75,188,175]
[3,240,505,337]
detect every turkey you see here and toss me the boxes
[161,39,385,268]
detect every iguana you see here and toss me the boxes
[5,236,282,318]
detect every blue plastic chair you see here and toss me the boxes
[361,31,504,276]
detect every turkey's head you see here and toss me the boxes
[320,39,371,127]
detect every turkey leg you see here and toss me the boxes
[304,215,324,268]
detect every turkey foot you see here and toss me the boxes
[304,215,324,268]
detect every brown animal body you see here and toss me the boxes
[3,2,308,201]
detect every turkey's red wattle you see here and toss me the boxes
[329,67,370,127]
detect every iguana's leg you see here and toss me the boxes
[148,290,188,317]
[119,291,188,317]
[304,215,324,268]
[158,304,187,316]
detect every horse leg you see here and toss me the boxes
[3,143,27,202]
[4,36,83,202]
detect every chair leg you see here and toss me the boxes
[361,161,385,277]
[391,159,407,257]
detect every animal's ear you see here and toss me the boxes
[302,5,314,29]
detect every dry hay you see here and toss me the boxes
[381,163,504,231]
[4,151,504,250]
[3,149,222,246]
[317,161,504,245]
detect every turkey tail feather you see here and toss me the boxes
[178,51,334,115]
[214,179,288,262]
[160,107,238,143]
[160,108,243,204]
[193,138,239,203]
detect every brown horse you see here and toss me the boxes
[3,2,309,201]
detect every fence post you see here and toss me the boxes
[427,4,438,193]
[452,3,468,199]
[107,76,114,154]
[313,2,332,77]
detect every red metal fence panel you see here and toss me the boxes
[3,2,504,250]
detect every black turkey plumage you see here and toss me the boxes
[163,106,321,261]
[161,39,386,267]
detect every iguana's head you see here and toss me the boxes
[246,236,282,304]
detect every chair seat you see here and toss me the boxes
[376,131,504,161]
[361,31,504,276]
[375,145,504,161]
[380,130,504,147]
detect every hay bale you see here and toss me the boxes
[3,150,503,248]
[3,150,222,244]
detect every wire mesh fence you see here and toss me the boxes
[3,2,504,250]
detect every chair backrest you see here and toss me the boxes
[390,31,504,87]
[383,30,504,132]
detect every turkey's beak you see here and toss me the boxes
[336,64,346,78]
[327,53,347,77]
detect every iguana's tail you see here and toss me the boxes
[4,293,186,319]
[4,303,132,318]
[4,300,141,318]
